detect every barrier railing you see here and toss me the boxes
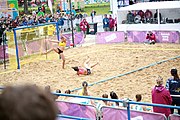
[53,93,180,120]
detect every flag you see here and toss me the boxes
[48,0,53,14]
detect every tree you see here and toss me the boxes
[24,0,28,14]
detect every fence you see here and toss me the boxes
[53,93,180,120]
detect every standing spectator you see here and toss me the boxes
[58,16,65,32]
[0,23,6,45]
[78,81,91,96]
[0,85,58,120]
[79,12,83,21]
[90,9,96,23]
[109,15,115,31]
[166,68,180,115]
[80,18,90,38]
[152,76,172,118]
[114,16,117,31]
[41,5,46,13]
[103,14,109,31]
[154,9,162,24]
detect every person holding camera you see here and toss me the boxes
[145,31,156,44]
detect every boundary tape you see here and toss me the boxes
[71,55,180,92]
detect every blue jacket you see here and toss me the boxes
[58,18,65,26]
[103,18,109,28]
[166,78,180,95]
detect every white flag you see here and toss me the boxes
[48,0,53,14]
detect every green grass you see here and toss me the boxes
[82,6,110,16]
[18,3,110,16]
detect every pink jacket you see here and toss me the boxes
[152,85,172,117]
[80,20,90,32]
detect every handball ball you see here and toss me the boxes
[70,43,74,46]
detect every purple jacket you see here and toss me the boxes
[152,85,172,117]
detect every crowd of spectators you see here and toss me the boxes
[103,14,117,32]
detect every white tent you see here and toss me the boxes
[117,1,180,31]
[118,1,180,11]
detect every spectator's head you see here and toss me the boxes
[109,15,112,18]
[82,81,88,88]
[56,89,61,93]
[170,68,179,80]
[65,89,71,94]
[171,68,177,76]
[110,91,118,99]
[104,14,107,18]
[156,76,163,86]
[102,93,108,102]
[135,94,142,102]
[0,85,58,120]
[102,93,108,98]
[110,91,119,106]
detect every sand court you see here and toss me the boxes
[0,43,180,103]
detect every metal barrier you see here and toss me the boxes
[53,93,180,120]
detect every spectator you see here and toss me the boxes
[145,31,156,44]
[109,15,115,31]
[0,85,58,120]
[114,16,117,31]
[154,9,162,24]
[166,68,180,115]
[78,81,91,96]
[110,91,119,107]
[41,5,46,13]
[90,9,96,23]
[103,14,109,31]
[127,11,134,24]
[131,94,146,111]
[58,16,65,32]
[54,89,61,100]
[0,23,6,45]
[61,89,72,101]
[37,9,45,17]
[96,93,110,110]
[79,12,83,21]
[152,76,172,118]
[79,18,90,38]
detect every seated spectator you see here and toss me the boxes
[54,89,61,100]
[166,68,180,115]
[110,91,120,107]
[0,85,58,120]
[97,93,110,110]
[145,31,156,44]
[131,94,146,111]
[62,89,72,101]
[152,76,172,118]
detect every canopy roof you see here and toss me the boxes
[118,1,180,11]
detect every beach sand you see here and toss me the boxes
[0,43,180,103]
